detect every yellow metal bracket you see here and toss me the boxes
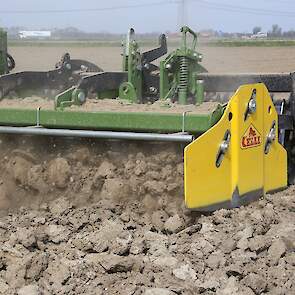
[184,83,287,211]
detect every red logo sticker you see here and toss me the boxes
[241,124,262,149]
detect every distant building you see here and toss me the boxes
[19,31,51,39]
[199,30,216,38]
[251,32,267,39]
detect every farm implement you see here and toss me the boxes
[0,26,294,211]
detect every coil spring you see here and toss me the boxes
[179,56,189,98]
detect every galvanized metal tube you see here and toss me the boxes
[0,126,194,143]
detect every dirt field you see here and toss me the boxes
[0,46,295,295]
[9,45,295,73]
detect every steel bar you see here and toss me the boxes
[0,126,194,142]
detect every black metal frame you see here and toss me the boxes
[0,53,102,99]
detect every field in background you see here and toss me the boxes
[8,38,295,48]
[9,43,295,73]
[209,39,295,47]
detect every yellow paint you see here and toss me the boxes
[184,83,287,210]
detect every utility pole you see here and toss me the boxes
[179,0,188,27]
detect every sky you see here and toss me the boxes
[1,0,295,33]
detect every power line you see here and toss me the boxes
[2,0,295,25]
[0,1,180,14]
[2,0,295,18]
[191,0,295,17]
[265,0,295,4]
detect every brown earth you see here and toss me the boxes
[0,96,220,114]
[0,46,295,294]
[9,46,295,73]
[0,135,294,295]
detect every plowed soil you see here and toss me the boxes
[0,46,295,295]
[9,46,295,73]
[0,97,220,114]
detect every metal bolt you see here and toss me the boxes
[78,92,86,103]
[268,126,276,142]
[220,141,229,153]
[216,131,231,168]
[165,64,172,70]
[248,98,257,114]
[265,122,276,154]
[80,65,87,72]
[149,87,158,94]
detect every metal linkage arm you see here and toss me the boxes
[142,34,167,64]
[77,72,128,94]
